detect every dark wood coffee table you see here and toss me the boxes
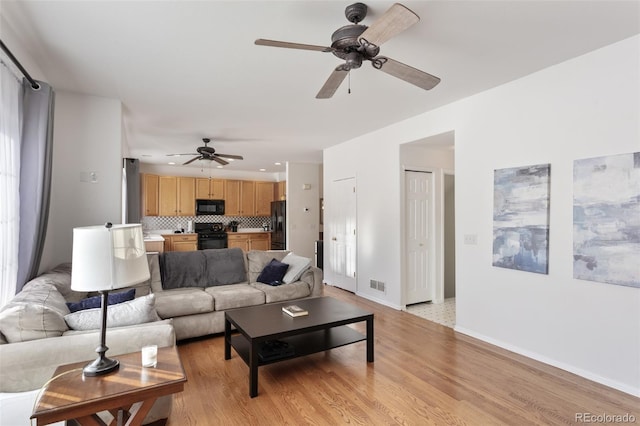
[224,296,374,397]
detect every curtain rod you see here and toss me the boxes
[0,39,40,90]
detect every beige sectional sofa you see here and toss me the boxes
[151,248,323,340]
[0,248,322,425]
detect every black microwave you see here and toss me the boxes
[196,199,225,216]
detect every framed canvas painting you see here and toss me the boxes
[493,164,550,274]
[573,152,640,288]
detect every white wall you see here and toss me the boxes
[39,92,123,271]
[286,162,320,259]
[324,35,640,395]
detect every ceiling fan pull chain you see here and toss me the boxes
[348,71,351,94]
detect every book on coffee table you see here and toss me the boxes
[282,305,308,317]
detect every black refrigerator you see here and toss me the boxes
[270,201,286,250]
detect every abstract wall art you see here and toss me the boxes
[493,164,550,274]
[573,152,640,288]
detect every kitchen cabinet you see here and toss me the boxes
[224,180,241,215]
[275,181,286,201]
[255,182,274,216]
[225,180,256,216]
[144,240,164,253]
[162,234,198,252]
[227,232,270,252]
[195,178,225,200]
[142,174,159,217]
[225,180,274,216]
[159,176,195,216]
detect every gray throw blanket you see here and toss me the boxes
[160,248,247,289]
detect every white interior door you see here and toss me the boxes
[405,171,435,304]
[328,178,356,292]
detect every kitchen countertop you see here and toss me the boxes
[143,234,165,242]
[233,228,270,233]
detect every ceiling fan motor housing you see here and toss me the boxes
[345,2,367,24]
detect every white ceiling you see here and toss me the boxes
[2,1,639,175]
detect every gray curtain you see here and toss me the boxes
[123,158,141,224]
[16,79,54,291]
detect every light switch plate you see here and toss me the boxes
[464,234,478,245]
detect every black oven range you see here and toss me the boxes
[195,222,228,250]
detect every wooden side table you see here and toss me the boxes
[31,346,186,426]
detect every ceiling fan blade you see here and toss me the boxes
[183,156,201,165]
[215,153,244,160]
[316,68,349,99]
[211,156,229,166]
[255,39,333,52]
[374,57,441,90]
[359,3,419,47]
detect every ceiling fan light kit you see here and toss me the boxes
[255,2,440,99]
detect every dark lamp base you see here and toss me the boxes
[83,356,120,377]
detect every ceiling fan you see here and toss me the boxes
[167,138,244,166]
[255,2,441,99]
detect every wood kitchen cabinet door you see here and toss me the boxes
[248,233,270,251]
[159,176,178,216]
[228,233,270,251]
[163,234,198,251]
[275,181,286,201]
[159,176,195,216]
[227,234,248,251]
[196,178,225,200]
[255,182,274,216]
[224,180,241,216]
[142,174,159,216]
[177,177,195,216]
[240,180,255,216]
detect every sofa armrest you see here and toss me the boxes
[299,266,323,297]
[0,319,175,393]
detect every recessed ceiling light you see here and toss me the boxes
[259,168,266,172]
[141,154,152,157]
[168,162,176,165]
[227,158,234,162]
[217,165,223,169]
[274,162,281,166]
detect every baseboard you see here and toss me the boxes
[355,291,403,310]
[454,325,640,398]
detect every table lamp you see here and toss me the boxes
[71,222,150,376]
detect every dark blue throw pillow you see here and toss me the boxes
[257,258,289,286]
[66,288,136,313]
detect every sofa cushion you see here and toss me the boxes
[206,284,265,311]
[64,294,160,331]
[66,289,135,313]
[281,253,312,284]
[246,250,289,283]
[0,282,69,343]
[251,282,311,303]
[154,288,214,318]
[24,263,87,303]
[202,248,247,286]
[256,258,289,285]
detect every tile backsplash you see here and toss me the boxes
[142,215,269,232]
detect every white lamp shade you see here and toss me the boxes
[71,224,150,292]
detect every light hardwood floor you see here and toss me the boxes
[170,285,639,425]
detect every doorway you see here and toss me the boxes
[327,177,357,292]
